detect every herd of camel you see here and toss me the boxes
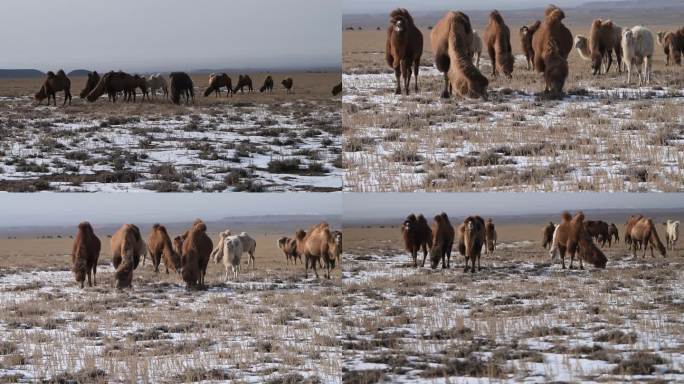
[34,70,344,106]
[385,5,684,98]
[403,212,679,273]
[70,220,341,290]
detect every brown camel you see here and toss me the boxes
[86,71,137,103]
[233,75,253,93]
[111,224,146,289]
[520,21,541,70]
[662,27,684,66]
[624,214,644,249]
[386,8,423,95]
[431,11,488,99]
[169,72,194,105]
[277,236,301,264]
[459,216,485,273]
[484,218,497,257]
[658,31,673,65]
[173,235,184,256]
[532,5,572,96]
[181,220,213,289]
[35,70,72,106]
[429,212,455,269]
[295,222,338,278]
[71,221,101,289]
[260,75,274,93]
[331,82,342,96]
[550,211,607,269]
[542,221,555,249]
[79,71,100,99]
[629,217,666,258]
[587,19,623,75]
[401,213,433,268]
[281,78,294,94]
[585,220,610,247]
[204,73,233,97]
[483,10,514,78]
[128,75,149,102]
[147,224,181,274]
[608,223,620,245]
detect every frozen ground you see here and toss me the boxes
[0,96,341,192]
[341,240,684,382]
[343,64,684,192]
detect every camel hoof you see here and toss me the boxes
[440,91,450,99]
[395,89,401,95]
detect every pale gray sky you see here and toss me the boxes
[0,0,340,72]
[344,0,587,13]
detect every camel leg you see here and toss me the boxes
[421,244,428,267]
[464,256,469,272]
[312,257,319,279]
[87,269,92,287]
[477,52,482,69]
[404,61,414,95]
[478,253,481,271]
[305,255,309,278]
[471,254,476,274]
[92,265,97,286]
[488,45,497,77]
[393,64,402,94]
[605,52,613,74]
[645,57,651,84]
[413,60,420,93]
[446,246,452,269]
[441,73,450,99]
[412,248,417,268]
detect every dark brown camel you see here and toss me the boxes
[233,75,253,93]
[429,212,455,269]
[204,73,233,97]
[79,71,100,99]
[281,78,294,93]
[520,21,541,70]
[401,213,433,268]
[35,70,72,106]
[71,221,101,288]
[260,75,274,93]
[386,8,423,95]
[169,72,194,105]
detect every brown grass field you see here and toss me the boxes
[0,219,343,383]
[0,72,342,192]
[343,19,684,192]
[341,213,684,382]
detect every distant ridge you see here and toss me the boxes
[583,0,684,8]
[67,69,90,77]
[0,69,44,79]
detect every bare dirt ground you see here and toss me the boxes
[0,222,343,383]
[0,72,342,192]
[341,216,684,383]
[343,21,684,192]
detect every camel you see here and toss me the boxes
[585,220,610,247]
[520,21,541,70]
[483,10,514,78]
[386,8,423,95]
[532,5,572,96]
[471,31,483,68]
[278,236,301,264]
[146,224,180,274]
[111,224,146,289]
[401,213,433,268]
[295,222,338,279]
[429,213,455,269]
[204,73,233,97]
[549,212,607,269]
[127,75,149,102]
[663,220,680,251]
[169,72,194,105]
[173,235,183,256]
[86,71,137,103]
[260,75,274,93]
[281,78,294,94]
[575,19,623,75]
[147,74,168,98]
[431,11,488,99]
[660,27,684,65]
[484,218,497,257]
[220,235,244,280]
[608,223,619,244]
[79,71,100,99]
[458,216,485,273]
[71,221,101,288]
[233,75,253,93]
[622,26,654,86]
[657,31,673,65]
[542,221,556,249]
[629,217,666,258]
[331,82,342,96]
[35,70,72,106]
[181,220,213,289]
[624,214,644,249]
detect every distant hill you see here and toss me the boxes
[583,0,684,9]
[67,69,90,77]
[0,69,44,79]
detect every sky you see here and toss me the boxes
[0,0,341,73]
[343,193,684,221]
[0,193,342,228]
[343,0,588,13]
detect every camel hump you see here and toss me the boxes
[417,214,427,224]
[547,8,565,23]
[57,69,66,77]
[47,71,56,78]
[78,221,91,230]
[194,222,207,232]
[489,10,504,24]
[561,211,572,222]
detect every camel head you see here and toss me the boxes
[34,87,47,103]
[402,214,416,232]
[520,25,529,38]
[429,244,442,269]
[580,238,607,268]
[389,8,412,33]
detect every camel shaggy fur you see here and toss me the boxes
[111,224,146,289]
[79,71,100,99]
[532,6,572,96]
[585,220,610,247]
[295,222,338,279]
[624,214,643,249]
[260,75,274,93]
[484,218,497,257]
[233,75,253,93]
[549,212,607,269]
[331,82,342,96]
[660,28,684,65]
[278,236,301,264]
[147,74,168,98]
[483,10,514,78]
[460,216,485,273]
[71,222,101,288]
[281,78,294,94]
[146,224,180,274]
[542,221,556,249]
[471,31,483,68]
[35,70,72,106]
[622,26,654,86]
[586,19,623,75]
[212,230,254,280]
[204,73,233,97]
[402,213,433,268]
[520,21,541,70]
[663,220,680,251]
[169,72,194,105]
[429,213,455,269]
[386,8,423,95]
[86,71,139,103]
[608,223,620,245]
[431,11,488,99]
[629,217,666,258]
[181,220,213,289]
